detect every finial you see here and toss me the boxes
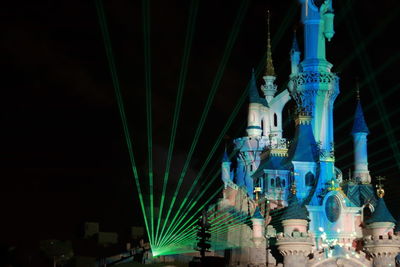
[265,10,275,76]
[376,176,386,198]
[356,78,360,100]
[290,182,297,195]
[254,187,262,203]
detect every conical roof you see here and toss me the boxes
[287,118,318,162]
[222,149,230,163]
[248,70,268,107]
[281,192,309,221]
[365,197,396,224]
[291,31,300,52]
[351,100,369,134]
[253,206,264,219]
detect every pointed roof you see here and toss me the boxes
[222,148,230,163]
[351,100,369,134]
[365,197,396,224]
[249,69,269,107]
[281,191,309,221]
[288,116,319,162]
[265,11,275,76]
[252,206,264,219]
[291,31,300,53]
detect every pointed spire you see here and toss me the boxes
[249,69,269,107]
[291,30,300,53]
[222,145,230,162]
[351,82,369,134]
[265,10,275,77]
[249,68,261,103]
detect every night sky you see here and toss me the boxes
[1,0,400,248]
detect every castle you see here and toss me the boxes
[211,0,400,266]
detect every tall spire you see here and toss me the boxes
[351,82,369,134]
[291,30,300,53]
[265,10,275,77]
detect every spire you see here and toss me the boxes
[281,184,309,221]
[265,10,275,77]
[249,69,261,103]
[351,82,369,134]
[222,146,230,162]
[291,30,300,53]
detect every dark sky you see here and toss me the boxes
[1,0,399,247]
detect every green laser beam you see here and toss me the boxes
[157,0,250,246]
[95,0,152,244]
[142,0,155,245]
[155,0,200,246]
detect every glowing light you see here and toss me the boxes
[319,227,324,232]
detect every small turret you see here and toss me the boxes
[364,182,400,267]
[249,187,267,264]
[247,70,267,137]
[277,183,313,267]
[290,31,301,75]
[352,85,371,184]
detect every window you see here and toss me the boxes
[305,172,315,186]
[276,176,281,187]
[274,113,278,127]
[271,178,275,187]
[282,179,285,187]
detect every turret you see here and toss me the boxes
[364,183,400,267]
[221,148,232,188]
[351,86,371,184]
[277,184,313,267]
[246,70,267,137]
[290,31,301,75]
[249,188,267,266]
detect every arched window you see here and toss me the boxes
[282,179,286,187]
[274,113,278,127]
[305,172,315,186]
[276,176,281,187]
[271,178,275,187]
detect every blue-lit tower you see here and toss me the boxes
[351,88,371,184]
[289,0,339,196]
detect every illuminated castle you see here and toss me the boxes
[212,0,400,266]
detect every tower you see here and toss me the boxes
[277,184,313,267]
[289,0,339,192]
[351,86,371,184]
[363,185,400,267]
